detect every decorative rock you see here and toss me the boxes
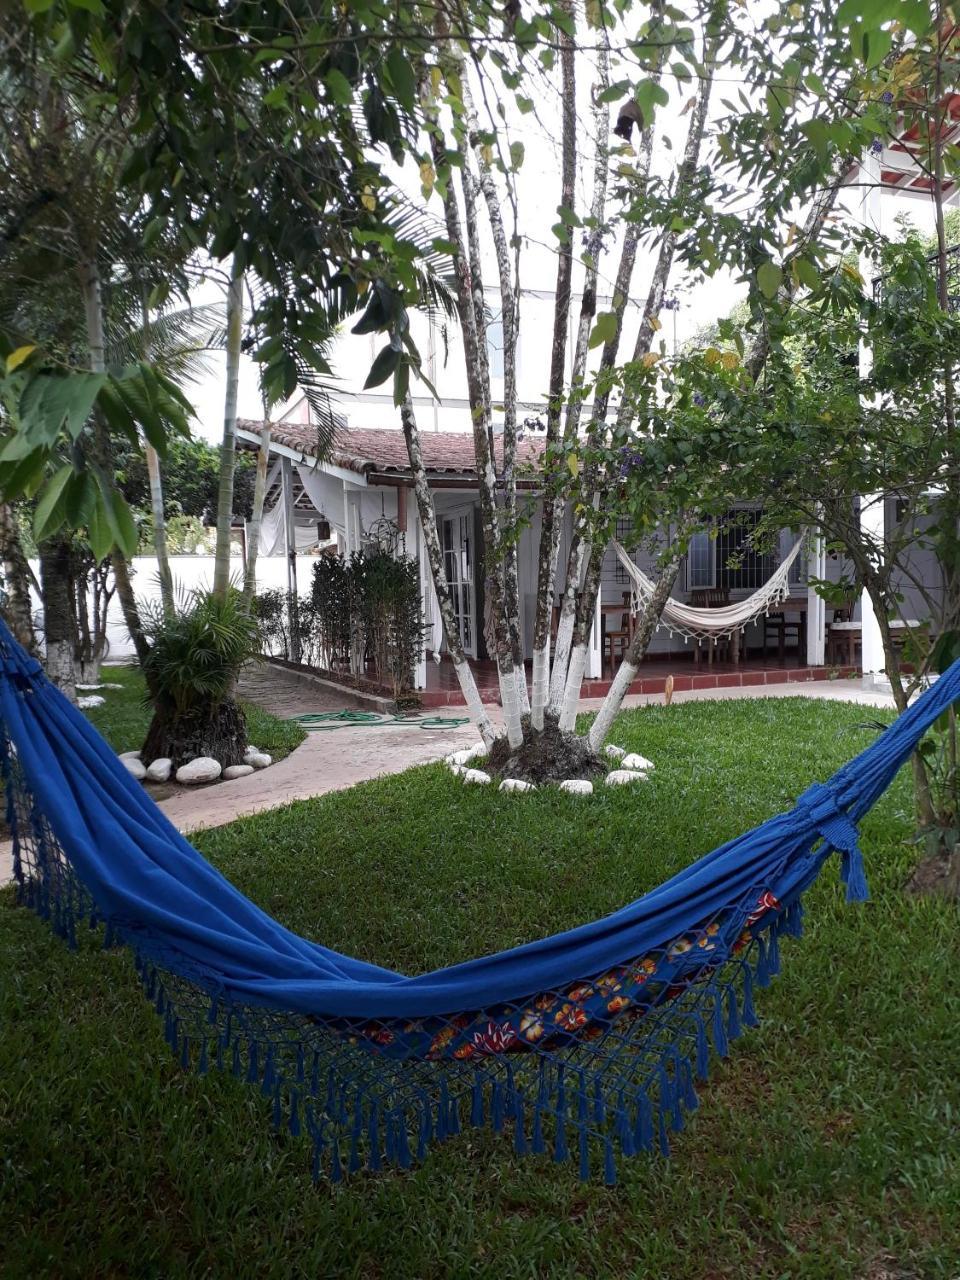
[76,683,102,691]
[77,695,105,708]
[447,762,466,777]
[447,743,487,766]
[223,764,255,780]
[559,779,593,796]
[101,682,124,690]
[604,744,626,760]
[175,757,222,785]
[462,768,492,785]
[499,778,536,793]
[121,756,147,780]
[145,758,172,783]
[242,745,260,759]
[245,751,272,769]
[606,769,648,787]
[120,750,142,761]
[621,752,654,772]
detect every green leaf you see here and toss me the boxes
[87,492,113,563]
[324,69,354,106]
[24,0,56,11]
[794,258,820,291]
[364,344,402,389]
[509,141,525,171]
[757,261,783,301]
[589,311,618,350]
[386,44,416,112]
[6,345,36,372]
[33,465,74,543]
[101,485,138,559]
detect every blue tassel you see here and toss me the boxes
[785,899,804,937]
[448,1094,461,1137]
[180,1034,190,1071]
[712,992,729,1058]
[658,1106,671,1157]
[385,1113,397,1164]
[680,1055,698,1112]
[634,1091,654,1153]
[470,1075,484,1127]
[154,987,165,1016]
[593,1078,606,1126]
[742,963,759,1027]
[577,1070,589,1124]
[578,1125,590,1181]
[246,1040,260,1085]
[841,842,870,901]
[295,1045,305,1083]
[668,1057,684,1132]
[215,1039,224,1073]
[727,986,742,1040]
[310,1051,320,1098]
[325,1066,335,1117]
[604,1135,618,1187]
[617,1102,635,1158]
[289,1091,301,1137]
[768,930,781,977]
[231,1041,241,1078]
[513,1094,527,1157]
[553,1113,569,1163]
[367,1104,382,1171]
[207,997,219,1025]
[756,935,771,988]
[272,1087,283,1130]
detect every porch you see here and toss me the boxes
[418,652,854,707]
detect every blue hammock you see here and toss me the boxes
[4,615,958,1184]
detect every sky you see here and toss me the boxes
[184,13,947,445]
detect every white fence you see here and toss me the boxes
[28,554,318,660]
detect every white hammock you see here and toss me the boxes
[612,536,806,642]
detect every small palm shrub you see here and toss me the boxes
[140,585,259,768]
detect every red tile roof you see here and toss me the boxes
[237,420,546,483]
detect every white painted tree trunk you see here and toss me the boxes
[140,293,174,616]
[243,420,271,602]
[213,259,243,602]
[400,393,498,747]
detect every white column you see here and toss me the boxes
[587,587,602,678]
[280,455,300,663]
[343,485,354,557]
[857,144,887,689]
[411,491,427,690]
[806,530,826,665]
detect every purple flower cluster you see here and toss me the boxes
[881,90,894,105]
[869,137,883,157]
[618,445,645,478]
[662,295,681,311]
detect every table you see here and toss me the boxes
[828,618,924,667]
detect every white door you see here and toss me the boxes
[441,509,477,657]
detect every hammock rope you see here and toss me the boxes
[612,537,805,641]
[3,615,957,1184]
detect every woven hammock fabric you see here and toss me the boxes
[613,538,805,640]
[4,615,959,1183]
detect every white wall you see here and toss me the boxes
[28,555,318,661]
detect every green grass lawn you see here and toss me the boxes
[2,697,959,1279]
[82,663,306,760]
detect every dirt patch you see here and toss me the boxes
[904,843,960,900]
[485,714,606,784]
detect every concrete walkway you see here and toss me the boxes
[0,674,896,886]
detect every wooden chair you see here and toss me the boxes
[603,593,632,677]
[763,609,802,664]
[690,588,731,665]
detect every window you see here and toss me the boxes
[686,529,716,590]
[487,313,505,380]
[613,518,635,584]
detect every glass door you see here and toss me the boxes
[441,509,476,657]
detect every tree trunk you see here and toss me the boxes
[141,291,174,616]
[142,696,247,771]
[0,503,37,652]
[243,420,271,603]
[588,550,683,750]
[39,536,77,699]
[401,393,497,746]
[213,258,243,601]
